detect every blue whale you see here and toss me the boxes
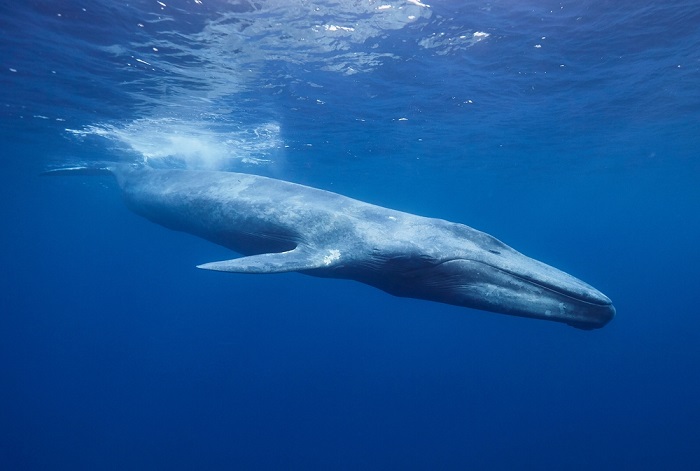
[46,165,615,329]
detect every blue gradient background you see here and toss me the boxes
[1,1,699,469]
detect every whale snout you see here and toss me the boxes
[501,257,616,329]
[564,302,615,330]
[432,256,615,329]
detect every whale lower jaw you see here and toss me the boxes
[399,258,615,329]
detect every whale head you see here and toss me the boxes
[375,224,615,329]
[431,256,615,330]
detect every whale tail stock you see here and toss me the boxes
[43,164,346,275]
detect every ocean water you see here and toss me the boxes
[1,0,699,469]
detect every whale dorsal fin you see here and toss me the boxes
[196,246,343,274]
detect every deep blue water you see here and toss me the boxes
[2,1,699,469]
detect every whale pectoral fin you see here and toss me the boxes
[196,247,343,274]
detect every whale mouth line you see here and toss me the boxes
[442,258,612,307]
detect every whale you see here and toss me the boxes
[45,165,615,329]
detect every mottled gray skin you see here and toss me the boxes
[51,165,615,329]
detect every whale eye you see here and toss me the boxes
[488,249,501,255]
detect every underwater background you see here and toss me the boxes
[1,1,699,469]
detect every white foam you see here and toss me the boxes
[66,118,282,170]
